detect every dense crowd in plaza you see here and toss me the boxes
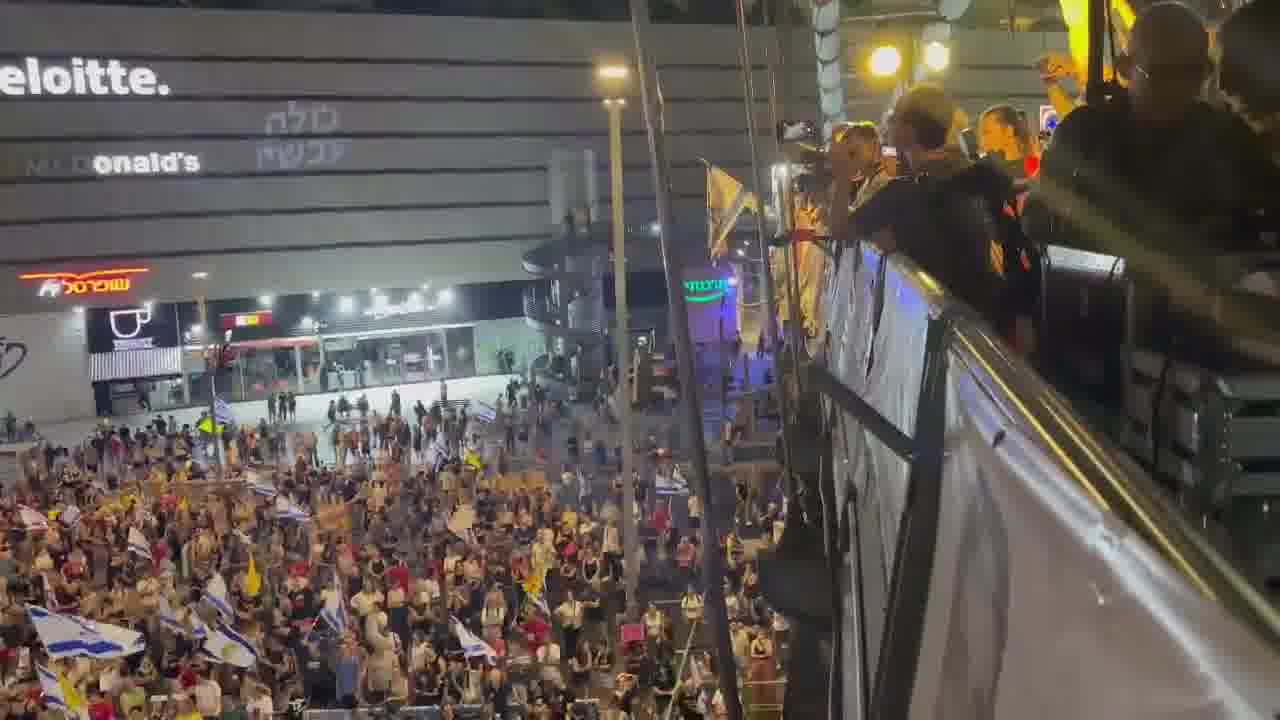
[0,376,788,720]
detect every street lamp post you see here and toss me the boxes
[598,63,640,617]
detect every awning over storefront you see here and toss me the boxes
[90,347,183,382]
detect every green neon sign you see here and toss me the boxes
[684,278,730,304]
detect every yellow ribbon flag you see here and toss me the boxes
[522,560,548,598]
[706,163,759,261]
[245,554,262,598]
[58,672,85,713]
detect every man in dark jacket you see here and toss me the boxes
[848,83,1009,327]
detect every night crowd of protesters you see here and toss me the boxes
[0,375,788,720]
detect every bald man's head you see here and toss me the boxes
[1123,2,1211,125]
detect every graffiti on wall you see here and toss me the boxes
[0,338,28,381]
[256,100,350,172]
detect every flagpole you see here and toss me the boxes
[732,0,801,488]
[628,2,743,719]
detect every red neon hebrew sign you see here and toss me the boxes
[18,267,149,297]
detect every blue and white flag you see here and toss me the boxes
[36,665,69,711]
[203,574,234,623]
[274,495,311,523]
[127,527,152,561]
[248,475,278,498]
[450,616,498,663]
[214,396,235,426]
[320,578,347,636]
[201,622,258,668]
[27,605,145,659]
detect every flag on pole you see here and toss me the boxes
[244,555,262,599]
[450,616,498,663]
[203,574,234,622]
[201,623,258,668]
[127,527,152,562]
[157,595,189,636]
[706,163,759,261]
[320,577,347,636]
[213,396,235,426]
[27,605,145,659]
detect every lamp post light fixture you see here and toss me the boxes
[596,60,640,617]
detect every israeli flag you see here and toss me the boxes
[127,527,152,561]
[274,496,311,523]
[214,396,235,426]
[203,574,235,623]
[201,622,258,668]
[27,605,145,659]
[450,616,498,663]
[320,580,347,636]
[35,665,68,711]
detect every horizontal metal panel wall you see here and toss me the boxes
[90,347,183,381]
[0,3,816,290]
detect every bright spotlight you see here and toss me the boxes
[72,305,85,314]
[258,295,274,307]
[408,291,423,305]
[437,288,456,305]
[727,276,739,288]
[338,296,355,314]
[143,300,155,311]
[868,45,903,78]
[923,41,950,72]
[190,323,203,335]
[191,271,209,280]
[597,64,630,81]
[648,221,661,236]
[737,248,747,257]
[311,290,321,299]
[300,316,315,330]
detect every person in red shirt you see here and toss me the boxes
[386,552,411,595]
[87,690,117,720]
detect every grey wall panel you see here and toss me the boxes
[0,134,768,181]
[16,60,813,101]
[0,171,549,222]
[0,205,550,261]
[0,99,785,140]
[0,5,811,66]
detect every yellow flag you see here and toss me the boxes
[58,672,84,712]
[707,164,759,261]
[522,560,548,598]
[245,554,262,598]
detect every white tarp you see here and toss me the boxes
[908,352,1280,719]
[862,257,931,571]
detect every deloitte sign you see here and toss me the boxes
[0,57,171,97]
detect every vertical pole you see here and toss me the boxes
[628,1,743,718]
[197,296,224,480]
[294,345,305,394]
[607,99,640,615]
[734,0,800,483]
[719,294,728,433]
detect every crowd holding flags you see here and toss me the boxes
[203,573,235,622]
[126,526,152,561]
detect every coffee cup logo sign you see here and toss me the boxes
[109,307,155,351]
[0,58,170,97]
[19,268,148,299]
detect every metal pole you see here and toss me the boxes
[628,1,743,718]
[734,0,801,482]
[606,98,640,615]
[720,294,729,433]
[196,295,224,480]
